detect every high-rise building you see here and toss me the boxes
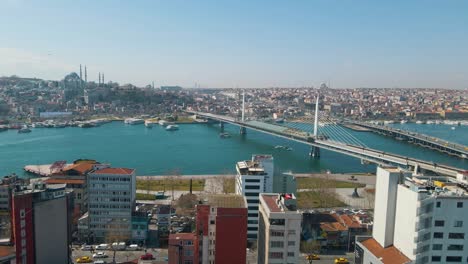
[257,193,301,264]
[236,154,274,240]
[196,194,247,264]
[87,167,136,242]
[355,166,468,264]
[11,182,74,264]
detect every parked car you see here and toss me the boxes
[111,242,126,251]
[127,244,139,251]
[335,257,350,264]
[140,253,155,260]
[76,256,93,263]
[95,244,109,250]
[93,252,108,259]
[81,245,93,251]
[93,261,106,264]
[306,254,320,260]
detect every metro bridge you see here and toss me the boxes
[187,95,466,177]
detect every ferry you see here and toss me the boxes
[166,125,179,131]
[124,118,144,125]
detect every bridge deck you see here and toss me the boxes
[189,111,465,177]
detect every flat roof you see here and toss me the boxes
[45,178,85,185]
[203,194,246,208]
[262,194,282,212]
[360,238,411,264]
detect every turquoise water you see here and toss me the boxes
[0,122,466,176]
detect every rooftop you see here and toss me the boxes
[261,193,297,213]
[169,233,196,241]
[359,238,411,264]
[91,168,135,175]
[236,160,266,175]
[44,178,85,185]
[203,194,246,208]
[402,175,468,197]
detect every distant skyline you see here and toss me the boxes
[1,0,467,89]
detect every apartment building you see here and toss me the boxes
[356,166,468,264]
[257,193,301,264]
[87,167,136,242]
[196,194,247,264]
[168,233,198,264]
[235,154,274,240]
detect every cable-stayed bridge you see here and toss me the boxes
[186,95,466,177]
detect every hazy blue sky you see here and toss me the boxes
[1,0,467,88]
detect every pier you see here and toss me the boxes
[347,121,468,159]
[24,161,69,177]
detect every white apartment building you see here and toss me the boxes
[88,167,136,242]
[236,154,274,240]
[257,193,301,264]
[356,167,468,264]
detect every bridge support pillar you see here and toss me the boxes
[309,146,320,158]
[219,122,224,131]
[239,126,246,135]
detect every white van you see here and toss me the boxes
[111,242,126,251]
[95,244,109,250]
[127,244,139,251]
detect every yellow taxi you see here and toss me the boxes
[76,256,93,263]
[306,254,320,260]
[335,257,350,264]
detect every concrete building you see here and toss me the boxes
[235,154,274,240]
[87,167,136,242]
[168,233,198,264]
[257,193,301,264]
[11,182,74,264]
[0,175,26,211]
[356,166,468,264]
[196,194,247,264]
[273,173,297,195]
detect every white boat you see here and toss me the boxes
[18,126,31,133]
[145,122,153,128]
[400,120,408,124]
[416,120,423,124]
[32,122,45,128]
[166,125,179,131]
[426,120,434,124]
[383,120,394,125]
[124,118,144,125]
[451,127,456,130]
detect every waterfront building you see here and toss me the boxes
[0,174,27,211]
[11,182,74,264]
[87,167,136,242]
[236,154,274,240]
[168,233,198,264]
[196,194,247,264]
[355,166,468,264]
[257,193,301,264]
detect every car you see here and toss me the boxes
[76,256,93,263]
[140,253,155,260]
[95,244,109,250]
[306,254,320,260]
[93,261,106,264]
[93,252,108,259]
[81,245,93,251]
[127,244,139,251]
[335,257,350,264]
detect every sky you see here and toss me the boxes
[0,0,467,89]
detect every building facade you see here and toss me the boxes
[356,166,468,264]
[87,168,136,242]
[11,183,73,264]
[196,195,247,264]
[257,193,301,264]
[235,155,274,240]
[168,233,198,264]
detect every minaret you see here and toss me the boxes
[102,73,104,85]
[98,72,101,86]
[84,66,87,82]
[80,64,82,80]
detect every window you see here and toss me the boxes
[288,230,296,235]
[447,245,463,251]
[446,256,462,262]
[184,261,193,264]
[454,221,463,228]
[245,192,259,197]
[288,241,295,246]
[431,256,441,262]
[448,233,464,239]
[433,232,443,239]
[247,220,258,224]
[436,201,441,208]
[248,206,259,211]
[287,252,294,257]
[270,219,285,225]
[185,240,193,246]
[269,252,283,259]
[434,220,445,227]
[247,227,257,231]
[210,220,215,225]
[245,179,260,183]
[248,213,258,217]
[271,230,284,237]
[456,202,463,208]
[270,241,284,248]
[184,250,193,256]
[245,185,260,189]
[247,200,259,204]
[432,244,442,250]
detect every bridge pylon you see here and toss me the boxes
[240,89,246,135]
[309,146,320,158]
[310,93,320,159]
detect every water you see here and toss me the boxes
[0,122,466,177]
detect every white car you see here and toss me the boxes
[127,244,139,251]
[95,244,109,250]
[81,245,93,251]
[94,261,106,264]
[93,252,108,259]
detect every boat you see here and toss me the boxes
[219,132,231,138]
[451,127,456,130]
[285,147,293,151]
[124,118,144,125]
[53,123,67,128]
[32,122,45,128]
[416,120,423,124]
[395,137,405,141]
[400,120,408,124]
[274,145,285,149]
[78,122,96,128]
[18,127,31,133]
[145,122,153,128]
[426,120,434,125]
[166,125,179,131]
[158,120,174,127]
[275,118,284,123]
[383,120,394,125]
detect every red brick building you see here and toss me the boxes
[168,233,198,264]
